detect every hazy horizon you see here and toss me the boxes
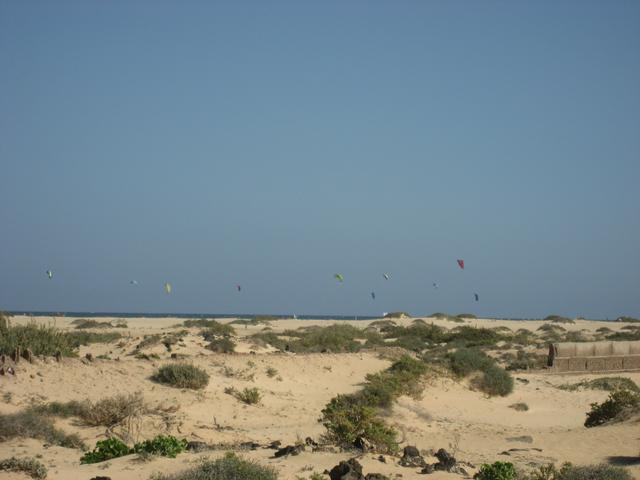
[1,1,638,319]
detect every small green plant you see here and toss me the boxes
[474,461,517,480]
[558,377,639,393]
[80,437,132,464]
[207,337,236,353]
[151,451,278,480]
[584,389,640,427]
[133,435,187,458]
[544,315,574,324]
[0,409,85,449]
[509,402,529,411]
[526,462,632,480]
[266,367,278,378]
[0,456,48,479]
[226,387,261,405]
[477,365,514,397]
[153,363,210,389]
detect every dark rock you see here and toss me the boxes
[399,445,426,468]
[240,441,260,450]
[516,377,530,384]
[85,353,93,362]
[421,464,435,474]
[267,440,282,449]
[274,444,304,458]
[328,458,364,480]
[171,353,178,359]
[403,446,421,457]
[90,477,112,480]
[305,437,318,447]
[186,441,209,452]
[354,436,373,452]
[378,455,386,463]
[434,448,456,471]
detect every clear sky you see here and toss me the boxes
[1,1,638,318]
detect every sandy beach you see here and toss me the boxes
[0,314,638,479]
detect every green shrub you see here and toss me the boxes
[73,319,114,329]
[545,315,574,324]
[474,461,517,479]
[447,326,504,347]
[66,331,122,347]
[526,462,632,480]
[80,437,131,464]
[584,389,640,427]
[362,355,427,408]
[606,330,640,341]
[559,377,639,393]
[291,324,362,353]
[449,348,494,377]
[198,321,235,338]
[0,456,48,479]
[207,337,236,353]
[151,451,278,480]
[0,324,75,356]
[133,435,187,458]
[226,387,261,405]
[509,403,529,411]
[384,312,411,318]
[321,395,398,453]
[504,350,547,371]
[0,409,85,449]
[265,367,278,378]
[153,363,210,389]
[477,365,514,396]
[615,316,640,323]
[136,334,162,350]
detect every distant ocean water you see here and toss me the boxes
[7,311,379,321]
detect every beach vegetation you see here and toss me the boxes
[265,367,278,377]
[0,456,48,479]
[558,377,639,393]
[150,452,278,480]
[66,331,122,347]
[503,350,547,371]
[525,462,632,480]
[185,319,235,337]
[384,312,411,319]
[133,435,187,458]
[225,387,261,405]
[474,461,517,479]
[449,348,513,396]
[80,437,131,464]
[73,319,127,329]
[615,316,640,323]
[457,313,477,319]
[509,403,529,411]
[0,324,75,356]
[206,337,236,353]
[584,389,640,427]
[0,409,85,449]
[153,363,210,390]
[545,315,575,324]
[606,330,640,341]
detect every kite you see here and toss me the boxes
[474,293,479,302]
[236,285,242,292]
[130,280,139,285]
[457,259,465,269]
[383,273,390,280]
[46,270,53,279]
[334,274,344,282]
[164,282,172,294]
[371,292,376,300]
[433,282,439,289]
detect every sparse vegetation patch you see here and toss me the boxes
[151,451,278,480]
[153,363,210,389]
[0,456,48,479]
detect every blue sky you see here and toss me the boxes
[1,1,638,318]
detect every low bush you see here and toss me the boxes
[559,377,639,393]
[321,395,398,453]
[615,316,640,323]
[151,451,278,480]
[73,319,118,329]
[207,337,236,353]
[133,435,187,458]
[476,365,514,396]
[526,462,632,480]
[474,461,517,479]
[226,387,261,405]
[0,409,85,449]
[0,324,75,356]
[447,326,505,347]
[0,456,48,479]
[66,331,122,347]
[197,321,235,338]
[504,350,547,371]
[606,330,640,341]
[545,315,575,324]
[449,348,494,377]
[509,402,529,411]
[136,334,162,350]
[584,389,640,427]
[80,437,131,464]
[265,367,278,378]
[457,313,477,319]
[153,363,210,390]
[384,312,411,318]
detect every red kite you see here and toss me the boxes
[457,259,465,269]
